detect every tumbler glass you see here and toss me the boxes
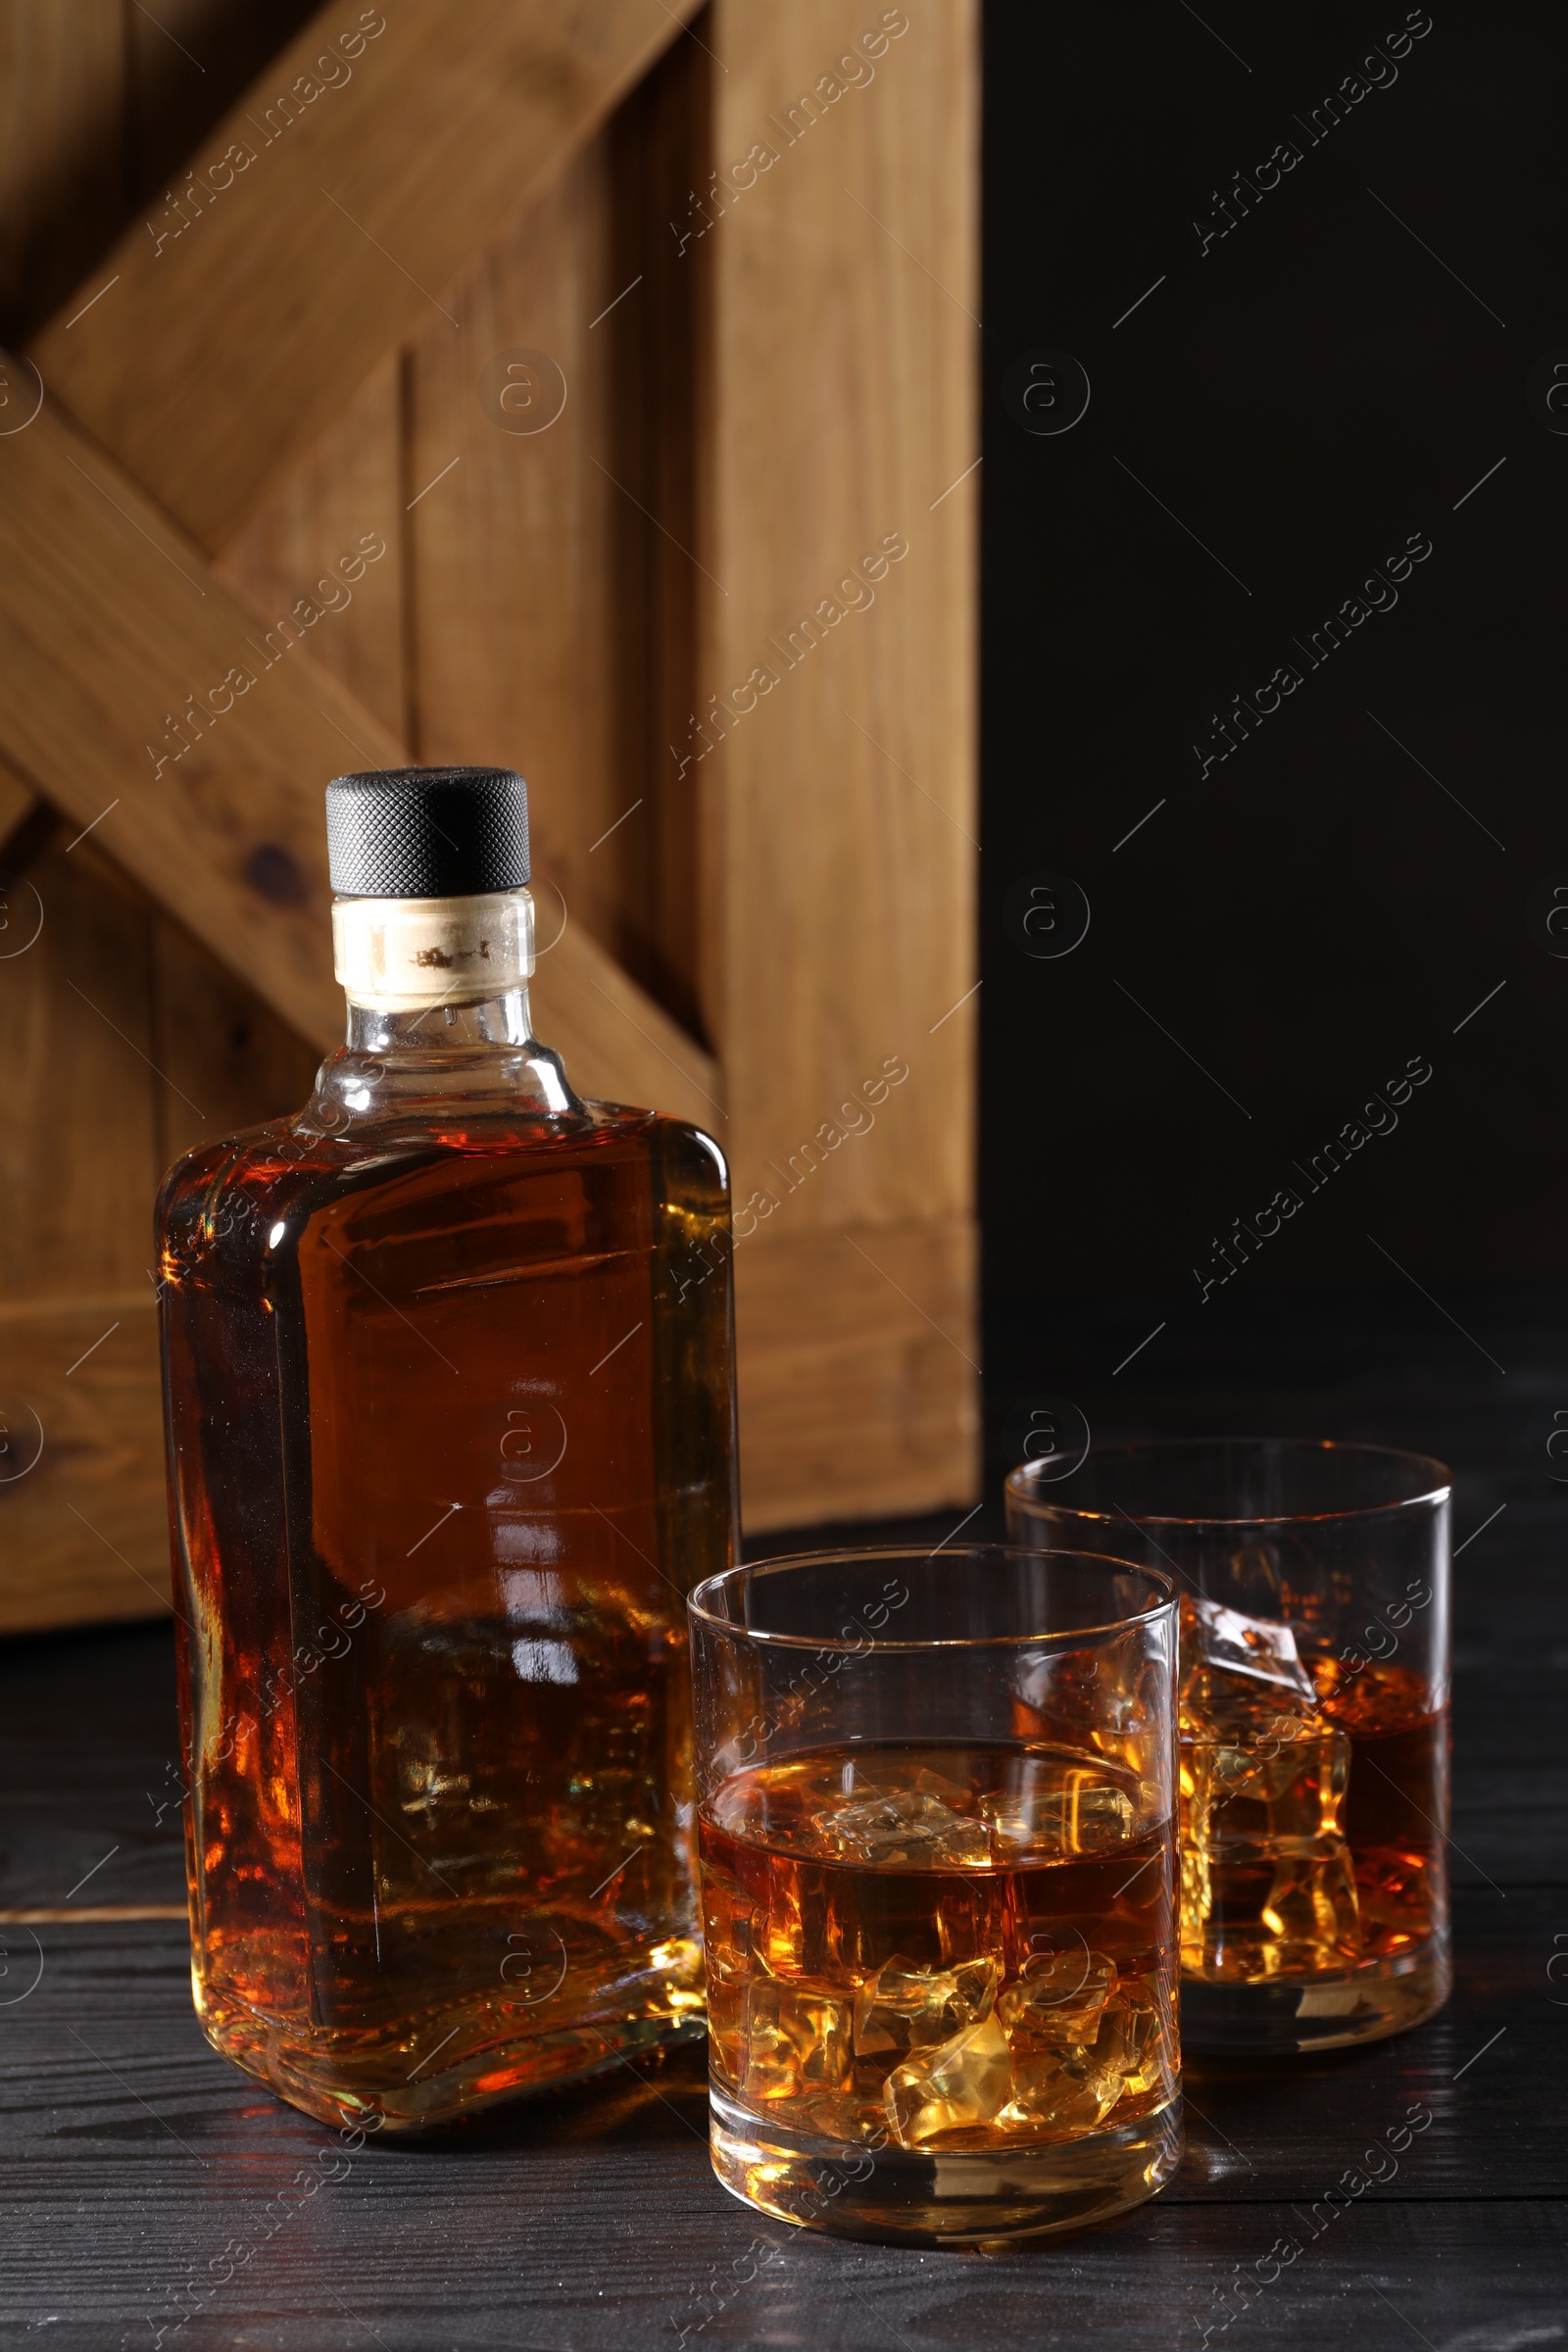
[1006,1442,1451,2054]
[687,1545,1182,2246]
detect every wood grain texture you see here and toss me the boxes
[0,881,324,1637]
[735,1217,979,1529]
[0,388,722,1124]
[30,0,701,551]
[0,756,37,854]
[124,0,321,210]
[147,916,321,1172]
[218,352,407,741]
[0,1329,1559,2338]
[704,1,980,1523]
[705,0,977,1229]
[176,348,402,1168]
[0,0,124,342]
[406,144,629,963]
[0,1894,1554,2347]
[0,1298,167,1633]
[602,30,713,1037]
[0,841,159,1304]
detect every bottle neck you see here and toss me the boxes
[312,886,578,1122]
[345,986,534,1054]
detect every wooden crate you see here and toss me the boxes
[0,0,977,1631]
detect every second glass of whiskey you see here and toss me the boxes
[1007,1440,1452,2054]
[688,1545,1182,2246]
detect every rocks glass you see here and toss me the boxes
[687,1545,1182,2245]
[1006,1441,1451,2054]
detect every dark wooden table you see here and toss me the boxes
[4,1294,1565,2349]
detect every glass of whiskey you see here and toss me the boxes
[687,1545,1182,2245]
[1007,1441,1451,2055]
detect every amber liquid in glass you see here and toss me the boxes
[1179,1656,1448,1982]
[698,1740,1178,2160]
[160,1099,734,2129]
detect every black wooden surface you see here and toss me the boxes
[3,1301,1566,2349]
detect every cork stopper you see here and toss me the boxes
[331,888,535,1011]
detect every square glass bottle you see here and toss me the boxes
[157,767,738,2129]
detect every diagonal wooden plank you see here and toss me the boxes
[28,0,700,552]
[0,383,722,1127]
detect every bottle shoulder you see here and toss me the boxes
[157,1097,728,1281]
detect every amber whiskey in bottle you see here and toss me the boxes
[157,766,737,2130]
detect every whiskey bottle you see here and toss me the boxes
[157,766,737,2130]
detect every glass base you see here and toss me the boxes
[199,1985,705,2132]
[1180,1931,1451,2055]
[709,2079,1184,2248]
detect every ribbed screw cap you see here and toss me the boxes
[325,766,530,898]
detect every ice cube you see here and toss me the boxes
[701,1863,760,1973]
[1180,1592,1317,1703]
[1096,1984,1169,2101]
[799,2089,884,2144]
[757,1873,808,1978]
[705,1971,748,2088]
[1180,1836,1212,1958]
[1014,1644,1165,1752]
[700,1865,757,2085]
[883,2011,1013,2146]
[998,1979,1166,2136]
[998,2046,1122,2135]
[999,1948,1117,2051]
[703,1849,807,1983]
[1181,1667,1350,1848]
[853,1952,998,2059]
[1353,1848,1437,1951]
[1186,1832,1360,1976]
[810,1788,990,1869]
[1259,1834,1361,1968]
[983,1774,1134,1861]
[743,1977,854,2102]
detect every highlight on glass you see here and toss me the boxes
[1006,1440,1451,2055]
[687,1545,1182,2247]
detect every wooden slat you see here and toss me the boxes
[123,0,321,208]
[166,338,408,1170]
[0,840,160,1305]
[218,352,406,740]
[407,145,629,965]
[0,1300,167,1633]
[0,0,138,863]
[0,1,124,342]
[147,918,321,1172]
[0,388,723,1126]
[0,755,34,850]
[30,0,700,551]
[707,0,977,1222]
[707,1,979,1519]
[735,1219,979,1530]
[602,31,713,1037]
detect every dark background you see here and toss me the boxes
[981,1,1566,1465]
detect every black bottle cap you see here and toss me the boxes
[325,766,530,898]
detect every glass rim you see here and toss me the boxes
[686,1543,1176,1653]
[1005,1435,1452,1527]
